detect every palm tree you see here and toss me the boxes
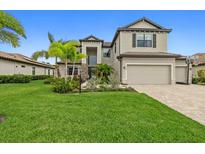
[0,11,26,47]
[69,49,87,80]
[48,41,86,82]
[31,32,55,62]
[31,50,49,61]
[96,64,113,83]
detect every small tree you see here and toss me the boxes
[95,64,113,83]
[48,41,85,83]
[69,51,86,80]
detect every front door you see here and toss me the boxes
[88,67,96,79]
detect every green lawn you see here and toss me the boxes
[0,81,205,143]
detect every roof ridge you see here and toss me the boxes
[121,17,166,29]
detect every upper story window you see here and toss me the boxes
[137,34,153,47]
[87,55,97,66]
[133,33,156,48]
[103,48,111,58]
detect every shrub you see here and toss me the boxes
[192,77,200,84]
[52,78,80,93]
[95,64,113,83]
[0,75,31,84]
[108,74,120,89]
[86,76,101,90]
[44,77,56,84]
[31,75,51,80]
[197,69,205,78]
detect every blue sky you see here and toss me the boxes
[1,10,205,63]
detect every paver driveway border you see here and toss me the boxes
[132,84,205,125]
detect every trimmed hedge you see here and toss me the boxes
[31,75,51,80]
[192,77,205,84]
[0,75,31,83]
[0,75,52,84]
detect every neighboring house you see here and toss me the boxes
[191,53,205,64]
[58,17,191,85]
[0,51,54,76]
[191,53,205,77]
[192,63,205,77]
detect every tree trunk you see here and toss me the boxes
[65,60,68,83]
[71,60,76,81]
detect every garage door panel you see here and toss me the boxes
[127,65,171,85]
[176,66,187,83]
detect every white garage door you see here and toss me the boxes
[176,66,187,83]
[127,65,171,85]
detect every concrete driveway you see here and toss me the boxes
[132,84,205,125]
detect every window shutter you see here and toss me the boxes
[153,34,156,48]
[132,33,136,48]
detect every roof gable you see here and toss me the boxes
[122,17,165,29]
[80,35,103,42]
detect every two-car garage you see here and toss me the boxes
[119,53,189,85]
[127,64,171,85]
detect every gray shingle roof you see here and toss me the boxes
[103,42,111,47]
[79,35,103,42]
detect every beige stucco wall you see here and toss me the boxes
[0,59,53,75]
[128,21,158,29]
[121,57,176,85]
[119,31,168,53]
[58,64,81,78]
[102,57,113,66]
[111,35,121,81]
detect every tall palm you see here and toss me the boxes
[31,32,55,61]
[0,11,26,47]
[48,41,85,82]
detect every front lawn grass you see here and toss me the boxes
[0,81,205,142]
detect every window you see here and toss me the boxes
[137,34,153,47]
[87,55,97,65]
[32,67,35,75]
[67,66,78,75]
[21,65,25,68]
[48,69,50,76]
[103,48,111,57]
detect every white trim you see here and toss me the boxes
[123,63,174,84]
[176,65,187,67]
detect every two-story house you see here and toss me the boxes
[57,17,191,85]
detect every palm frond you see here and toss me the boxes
[31,50,49,60]
[0,11,26,38]
[0,30,20,47]
[48,32,55,43]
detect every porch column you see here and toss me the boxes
[97,44,102,64]
[81,42,86,64]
